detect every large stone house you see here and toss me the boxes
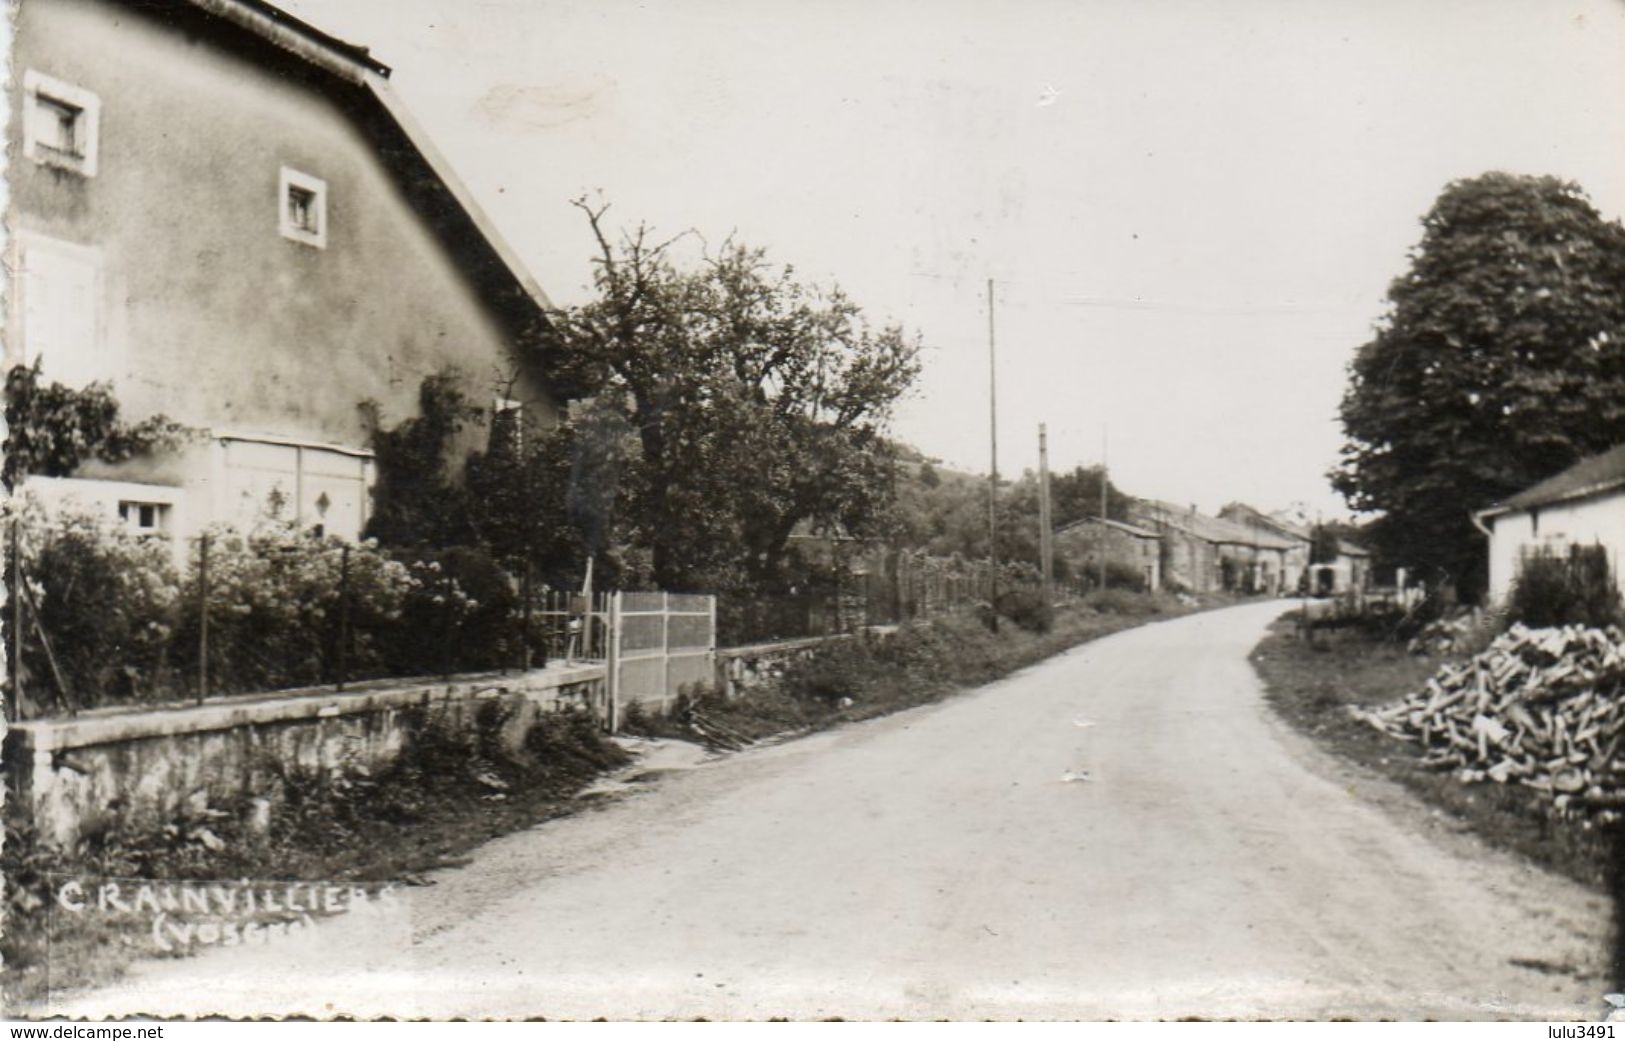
[8,0,560,543]
[1052,516,1161,592]
[1474,444,1625,604]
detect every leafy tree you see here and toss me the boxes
[1047,465,1132,528]
[886,459,1130,574]
[1331,173,1625,599]
[462,397,641,589]
[546,199,921,593]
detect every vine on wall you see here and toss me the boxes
[2,362,197,491]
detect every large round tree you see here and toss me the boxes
[1332,172,1625,599]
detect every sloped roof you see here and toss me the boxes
[1478,444,1625,520]
[173,0,555,333]
[1219,502,1312,543]
[1134,500,1299,551]
[1054,516,1161,540]
[1267,512,1313,540]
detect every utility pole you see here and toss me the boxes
[1038,423,1054,601]
[987,277,999,623]
[1098,424,1109,592]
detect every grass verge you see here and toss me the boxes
[1249,618,1616,890]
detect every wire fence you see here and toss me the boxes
[1,515,622,722]
[3,509,1049,720]
[717,550,1046,646]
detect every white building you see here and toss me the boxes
[1474,445,1625,603]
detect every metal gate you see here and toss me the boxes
[607,592,716,730]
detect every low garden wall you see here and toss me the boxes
[6,663,607,848]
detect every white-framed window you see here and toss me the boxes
[278,166,328,248]
[23,70,100,177]
[13,231,107,386]
[118,500,172,536]
[493,397,524,451]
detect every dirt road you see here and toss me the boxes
[54,601,1614,1019]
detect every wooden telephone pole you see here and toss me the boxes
[1098,424,1109,591]
[1038,423,1054,601]
[987,278,999,622]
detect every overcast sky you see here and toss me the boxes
[286,0,1625,518]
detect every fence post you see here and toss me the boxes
[441,571,454,680]
[197,533,210,705]
[660,591,671,705]
[707,594,718,687]
[336,543,350,692]
[520,557,533,672]
[9,518,21,722]
[606,591,622,732]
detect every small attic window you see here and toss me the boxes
[24,70,100,176]
[279,167,327,248]
[118,500,171,536]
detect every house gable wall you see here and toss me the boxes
[9,0,556,455]
[1053,522,1161,590]
[1486,493,1625,603]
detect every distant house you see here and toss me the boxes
[1052,516,1161,591]
[9,0,561,543]
[1218,503,1312,590]
[1126,500,1298,594]
[1219,503,1373,596]
[1311,540,1372,596]
[1474,444,1625,603]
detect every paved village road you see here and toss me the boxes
[57,601,1614,1020]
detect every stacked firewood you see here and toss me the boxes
[1352,623,1625,822]
[1405,614,1477,656]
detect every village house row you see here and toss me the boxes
[1054,501,1370,597]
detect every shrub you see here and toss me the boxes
[994,587,1054,633]
[435,545,519,671]
[174,524,416,694]
[1103,560,1147,591]
[778,637,878,705]
[7,500,181,710]
[1507,544,1621,630]
[372,549,514,677]
[522,709,630,779]
[1087,587,1150,615]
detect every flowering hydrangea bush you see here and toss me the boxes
[378,547,514,677]
[6,497,526,710]
[4,496,182,710]
[174,524,419,693]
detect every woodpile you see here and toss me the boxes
[1405,613,1477,656]
[1352,623,1625,822]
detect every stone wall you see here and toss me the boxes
[6,664,606,847]
[714,636,838,700]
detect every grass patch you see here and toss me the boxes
[1,706,629,1010]
[1249,619,1617,890]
